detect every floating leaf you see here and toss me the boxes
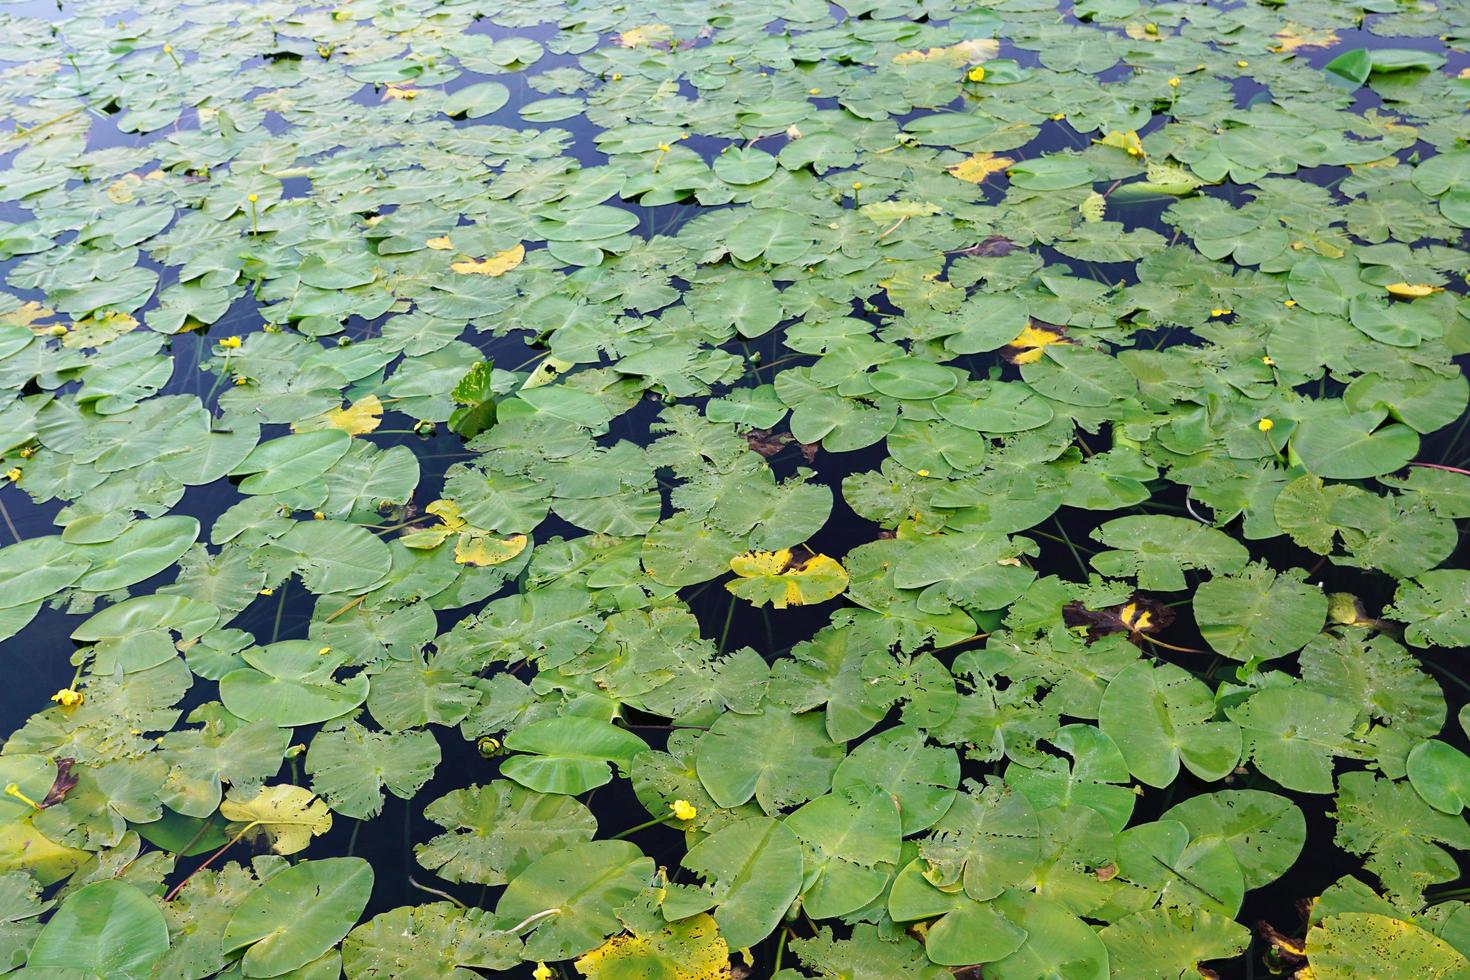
[223,857,373,977]
[451,244,525,277]
[25,881,167,979]
[726,549,848,609]
[218,783,333,855]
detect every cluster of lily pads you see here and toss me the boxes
[1,0,1469,975]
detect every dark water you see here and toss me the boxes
[1,1,1468,977]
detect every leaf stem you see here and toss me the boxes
[408,875,467,909]
[164,820,259,901]
[611,812,679,839]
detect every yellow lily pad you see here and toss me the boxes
[454,532,528,567]
[294,394,383,436]
[1386,282,1443,300]
[946,152,1014,184]
[1004,323,1070,365]
[726,549,848,609]
[451,243,525,277]
[219,783,332,855]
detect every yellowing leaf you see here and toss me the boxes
[106,174,141,203]
[293,394,384,436]
[3,300,59,332]
[454,532,528,567]
[892,39,999,65]
[1386,282,1443,300]
[1079,191,1106,223]
[451,243,525,277]
[426,499,467,530]
[400,499,472,549]
[1004,322,1070,365]
[1095,129,1146,158]
[1271,24,1341,52]
[575,913,731,979]
[616,24,673,48]
[63,311,139,349]
[1124,22,1165,42]
[219,784,332,855]
[0,820,87,885]
[727,549,849,609]
[946,152,1014,183]
[425,236,454,250]
[729,549,791,578]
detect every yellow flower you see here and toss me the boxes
[670,799,697,821]
[966,66,986,82]
[1210,308,1232,317]
[808,87,820,95]
[1262,356,1275,366]
[611,73,622,80]
[51,688,83,708]
[247,193,258,203]
[259,587,274,596]
[851,181,862,190]
[1051,112,1065,120]
[1236,60,1249,68]
[916,469,930,477]
[18,447,33,458]
[1283,299,1296,307]
[220,335,242,349]
[533,964,553,980]
[1144,23,1158,35]
[656,143,671,152]
[1258,418,1274,432]
[4,783,41,810]
[162,43,173,54]
[4,468,19,483]
[313,511,325,520]
[232,377,247,386]
[1168,76,1179,88]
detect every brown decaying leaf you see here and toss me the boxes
[955,234,1016,258]
[1063,596,1174,643]
[41,758,78,808]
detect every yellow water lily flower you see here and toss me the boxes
[916,468,930,477]
[966,65,985,82]
[1258,418,1274,432]
[1168,76,1179,88]
[4,468,19,483]
[851,181,862,190]
[1283,299,1296,307]
[670,799,697,821]
[162,44,173,54]
[1236,60,1249,68]
[533,964,553,980]
[259,587,274,596]
[1263,356,1275,366]
[611,73,622,81]
[220,335,242,349]
[808,87,820,95]
[247,193,258,203]
[1210,308,1232,317]
[51,688,83,708]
